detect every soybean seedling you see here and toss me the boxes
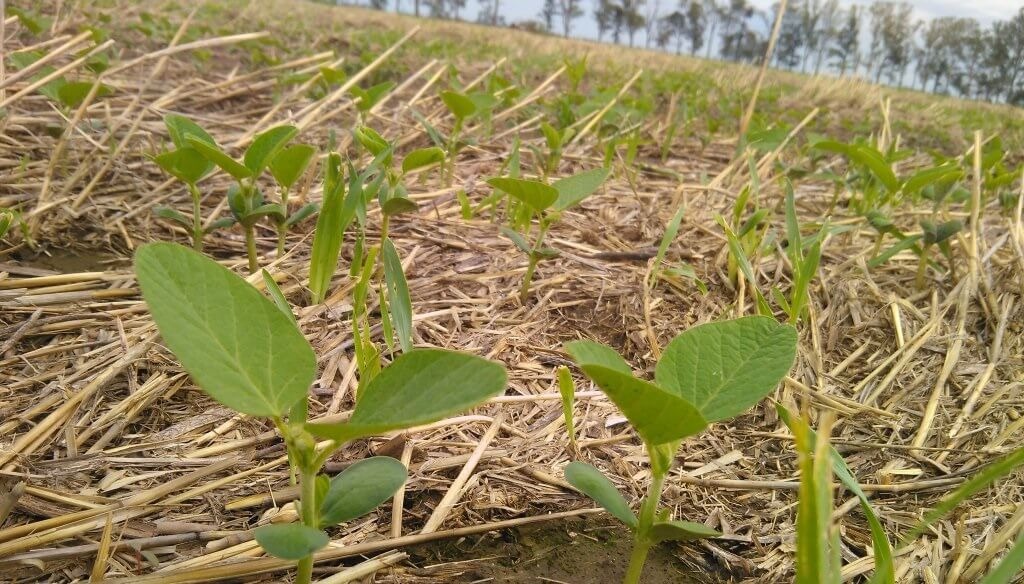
[437,90,477,185]
[135,243,507,584]
[563,316,797,583]
[188,125,299,272]
[489,167,610,302]
[152,115,231,251]
[268,142,318,256]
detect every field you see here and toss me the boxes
[2,1,1024,583]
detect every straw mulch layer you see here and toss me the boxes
[2,2,1023,582]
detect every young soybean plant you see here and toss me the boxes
[152,114,230,251]
[563,316,797,584]
[490,167,611,302]
[135,243,507,584]
[188,125,300,273]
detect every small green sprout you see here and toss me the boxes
[538,121,575,176]
[152,114,226,251]
[268,143,318,256]
[188,124,299,272]
[350,81,396,123]
[490,167,610,302]
[0,209,16,241]
[135,243,507,584]
[563,316,797,584]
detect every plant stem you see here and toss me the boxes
[295,464,318,584]
[277,187,290,257]
[244,225,258,274]
[189,184,203,252]
[623,472,666,584]
[519,220,551,303]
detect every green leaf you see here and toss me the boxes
[401,147,445,174]
[261,269,296,325]
[440,90,476,120]
[154,206,192,227]
[540,121,562,150]
[56,81,111,109]
[655,316,797,423]
[204,216,237,234]
[305,349,506,442]
[381,197,418,216]
[654,204,686,272]
[649,520,721,543]
[499,226,531,255]
[134,243,315,417]
[551,167,610,212]
[269,144,316,190]
[165,114,216,149]
[868,234,923,268]
[382,239,413,353]
[563,462,637,528]
[319,457,408,526]
[563,340,632,375]
[285,202,319,227]
[308,153,347,304]
[557,366,576,444]
[564,341,707,445]
[254,524,328,560]
[152,147,211,185]
[244,125,298,175]
[187,136,252,181]
[354,126,390,157]
[487,177,558,212]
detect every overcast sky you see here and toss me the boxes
[383,0,1022,42]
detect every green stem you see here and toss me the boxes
[189,184,203,252]
[519,220,551,303]
[244,225,259,274]
[277,187,290,257]
[915,246,930,290]
[623,472,666,584]
[295,464,318,584]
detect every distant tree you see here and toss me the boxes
[916,17,980,93]
[621,0,647,47]
[643,0,662,48]
[718,0,754,61]
[829,4,860,76]
[658,9,688,53]
[594,0,616,41]
[868,1,916,86]
[702,0,720,58]
[983,7,1024,103]
[810,0,840,74]
[477,0,503,25]
[539,0,558,31]
[773,0,805,70]
[682,0,706,55]
[369,0,388,9]
[558,0,585,36]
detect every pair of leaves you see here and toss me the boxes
[487,167,610,214]
[189,125,297,181]
[136,244,508,442]
[256,457,408,560]
[565,316,797,446]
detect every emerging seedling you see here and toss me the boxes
[268,143,318,255]
[188,124,299,272]
[135,243,507,584]
[563,316,797,583]
[489,167,610,302]
[152,115,230,251]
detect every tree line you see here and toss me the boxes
[343,0,1024,106]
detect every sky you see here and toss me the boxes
[379,0,1022,45]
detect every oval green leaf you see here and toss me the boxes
[244,125,298,175]
[269,144,316,190]
[565,341,707,445]
[381,197,419,216]
[134,243,316,417]
[319,457,408,526]
[165,114,216,149]
[487,177,558,211]
[187,136,252,181]
[401,147,445,174]
[153,147,211,185]
[552,167,610,212]
[254,524,329,560]
[655,316,797,423]
[305,349,506,441]
[564,462,637,529]
[649,520,721,543]
[440,90,476,120]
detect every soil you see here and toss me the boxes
[400,518,709,583]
